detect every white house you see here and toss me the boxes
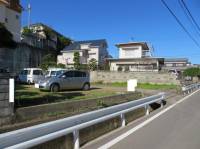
[57,39,109,67]
[108,42,164,72]
[0,0,22,42]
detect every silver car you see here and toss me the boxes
[38,70,90,92]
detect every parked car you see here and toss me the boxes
[45,68,67,78]
[19,68,44,84]
[38,70,90,92]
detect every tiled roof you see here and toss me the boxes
[63,39,107,51]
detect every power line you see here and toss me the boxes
[180,0,200,34]
[178,0,200,37]
[160,0,200,48]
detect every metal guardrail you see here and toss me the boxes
[0,93,165,149]
[182,83,200,95]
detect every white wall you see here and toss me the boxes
[119,45,142,59]
[0,5,21,42]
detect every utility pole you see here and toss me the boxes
[27,3,31,28]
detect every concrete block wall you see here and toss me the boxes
[90,71,180,85]
[0,75,13,126]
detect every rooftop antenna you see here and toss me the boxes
[27,3,31,28]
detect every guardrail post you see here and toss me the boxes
[145,105,150,115]
[120,113,126,127]
[73,130,79,149]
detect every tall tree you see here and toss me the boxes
[73,52,80,70]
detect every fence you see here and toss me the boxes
[0,93,165,149]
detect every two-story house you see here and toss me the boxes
[57,39,109,67]
[108,42,164,72]
[0,0,22,42]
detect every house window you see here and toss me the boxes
[16,15,19,20]
[89,53,96,55]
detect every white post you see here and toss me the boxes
[120,113,126,127]
[145,105,150,115]
[160,100,164,108]
[9,78,14,103]
[73,130,79,149]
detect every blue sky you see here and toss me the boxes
[21,0,200,64]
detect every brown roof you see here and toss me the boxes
[116,42,149,50]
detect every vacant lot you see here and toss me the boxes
[15,84,128,107]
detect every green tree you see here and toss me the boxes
[57,36,71,50]
[89,58,97,71]
[73,52,80,70]
[0,23,17,48]
[40,54,57,70]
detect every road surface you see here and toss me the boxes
[82,90,200,149]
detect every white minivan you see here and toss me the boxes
[19,68,44,84]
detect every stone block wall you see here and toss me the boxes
[90,71,180,85]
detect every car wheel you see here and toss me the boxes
[51,84,60,92]
[82,83,90,91]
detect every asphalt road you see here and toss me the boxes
[82,90,200,149]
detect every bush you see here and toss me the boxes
[57,63,66,69]
[118,66,123,72]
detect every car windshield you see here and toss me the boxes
[21,70,30,75]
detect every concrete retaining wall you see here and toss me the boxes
[16,92,142,122]
[90,71,180,85]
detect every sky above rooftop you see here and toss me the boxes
[21,0,200,64]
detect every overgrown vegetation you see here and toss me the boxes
[183,67,200,77]
[57,36,71,50]
[21,27,33,35]
[39,54,66,70]
[0,23,17,48]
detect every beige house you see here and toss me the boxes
[57,39,109,67]
[108,42,164,72]
[0,0,22,42]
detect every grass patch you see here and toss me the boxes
[137,83,178,90]
[15,85,124,107]
[93,82,178,90]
